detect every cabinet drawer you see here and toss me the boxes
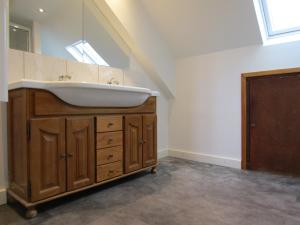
[97,161,123,182]
[96,146,123,165]
[97,116,123,132]
[96,131,123,149]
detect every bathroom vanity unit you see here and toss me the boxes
[7,82,158,218]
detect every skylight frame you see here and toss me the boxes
[253,0,300,45]
[260,0,300,37]
[66,40,109,66]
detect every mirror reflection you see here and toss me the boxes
[9,0,129,68]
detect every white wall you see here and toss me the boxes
[105,0,176,96]
[170,41,300,168]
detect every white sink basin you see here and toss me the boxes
[9,79,159,107]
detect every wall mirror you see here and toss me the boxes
[9,0,129,68]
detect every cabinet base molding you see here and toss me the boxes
[8,165,157,213]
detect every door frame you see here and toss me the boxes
[241,67,300,170]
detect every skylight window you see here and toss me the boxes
[66,40,109,66]
[254,0,300,45]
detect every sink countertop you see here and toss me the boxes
[8,79,160,96]
[8,79,160,107]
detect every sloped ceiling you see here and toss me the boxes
[141,0,262,58]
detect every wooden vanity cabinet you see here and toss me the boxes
[124,114,157,173]
[66,117,95,191]
[30,118,66,202]
[7,88,157,218]
[29,117,95,202]
[142,115,157,168]
[124,115,143,173]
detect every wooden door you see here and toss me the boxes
[124,115,143,173]
[143,115,157,167]
[30,118,66,202]
[66,117,95,191]
[249,75,300,175]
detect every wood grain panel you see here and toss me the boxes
[30,118,66,202]
[248,75,300,175]
[242,69,300,174]
[8,89,29,200]
[241,76,248,169]
[96,146,123,165]
[124,115,143,173]
[97,115,123,132]
[96,161,123,182]
[142,115,157,167]
[96,131,123,149]
[67,117,95,191]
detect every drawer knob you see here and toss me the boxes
[108,170,114,174]
[108,138,113,144]
[107,122,114,127]
[107,154,114,159]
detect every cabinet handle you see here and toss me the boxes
[107,122,114,127]
[107,154,113,159]
[139,140,144,145]
[67,153,73,158]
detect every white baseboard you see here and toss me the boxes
[0,188,6,205]
[168,149,241,169]
[158,148,169,159]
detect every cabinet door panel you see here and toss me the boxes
[124,115,143,173]
[30,118,66,202]
[143,115,157,167]
[67,117,95,191]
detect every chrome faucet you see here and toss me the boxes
[107,77,120,85]
[58,74,72,81]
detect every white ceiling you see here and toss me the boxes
[141,0,262,58]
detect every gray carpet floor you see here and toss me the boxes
[1,157,300,225]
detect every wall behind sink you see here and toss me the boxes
[8,49,125,84]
